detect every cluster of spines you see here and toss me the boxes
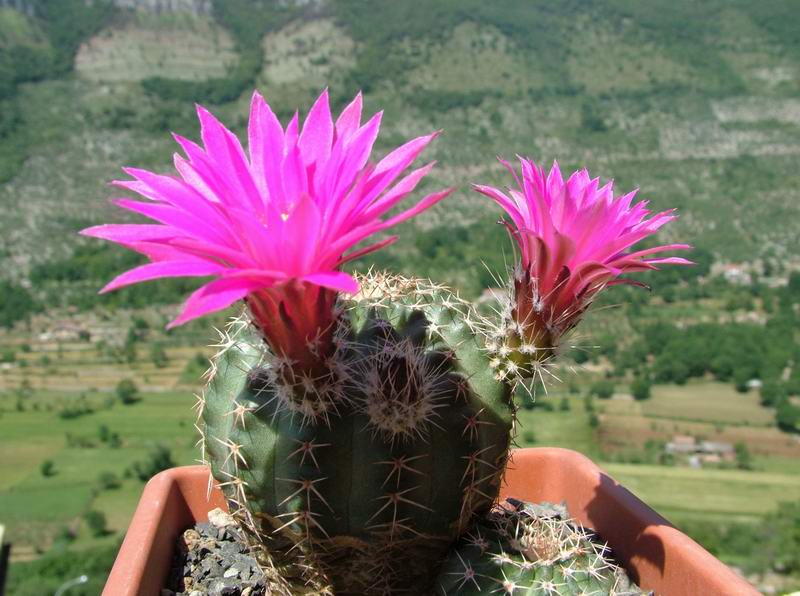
[479,263,604,399]
[437,500,648,596]
[352,273,515,529]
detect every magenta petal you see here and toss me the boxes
[80,224,177,243]
[113,199,231,247]
[282,195,322,272]
[333,111,382,197]
[373,132,437,176]
[381,188,455,229]
[301,271,359,294]
[299,88,333,168]
[360,162,436,222]
[623,244,692,260]
[168,277,265,328]
[335,92,362,143]
[100,260,224,293]
[643,256,694,265]
[338,236,398,265]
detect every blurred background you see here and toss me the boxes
[0,0,799,593]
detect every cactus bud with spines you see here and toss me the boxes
[436,500,649,595]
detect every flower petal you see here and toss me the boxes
[168,276,269,328]
[100,260,224,293]
[301,271,359,294]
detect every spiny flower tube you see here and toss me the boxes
[81,89,453,374]
[475,158,691,373]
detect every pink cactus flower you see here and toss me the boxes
[475,158,691,359]
[82,90,452,371]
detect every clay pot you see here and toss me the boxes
[103,448,757,595]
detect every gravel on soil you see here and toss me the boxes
[163,508,268,596]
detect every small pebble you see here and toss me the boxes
[223,567,239,579]
[180,529,201,553]
[208,507,236,528]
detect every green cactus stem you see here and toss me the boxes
[199,274,516,594]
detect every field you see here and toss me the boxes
[0,311,800,559]
[516,389,800,527]
[597,381,800,459]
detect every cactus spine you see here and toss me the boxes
[200,274,516,594]
[436,500,648,596]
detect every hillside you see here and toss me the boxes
[0,0,799,286]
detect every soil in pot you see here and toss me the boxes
[164,508,267,596]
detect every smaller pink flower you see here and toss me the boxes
[475,158,691,357]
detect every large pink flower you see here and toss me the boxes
[82,89,452,369]
[475,158,691,357]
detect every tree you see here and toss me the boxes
[116,379,139,405]
[776,401,800,433]
[734,442,753,470]
[766,501,800,573]
[131,445,176,481]
[149,342,168,368]
[123,334,137,364]
[631,377,652,401]
[760,380,786,407]
[590,380,614,400]
[97,471,120,490]
[40,459,55,477]
[84,510,108,537]
[788,271,800,299]
[733,367,752,393]
[0,280,39,328]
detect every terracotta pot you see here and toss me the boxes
[104,448,757,595]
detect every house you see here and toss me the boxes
[665,435,697,454]
[665,436,736,466]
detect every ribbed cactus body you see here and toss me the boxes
[436,500,648,596]
[201,276,515,594]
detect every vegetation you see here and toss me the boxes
[130,444,176,482]
[0,280,39,328]
[40,459,55,477]
[6,542,118,596]
[83,509,108,537]
[115,379,139,405]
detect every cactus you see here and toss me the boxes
[200,274,515,593]
[436,499,649,596]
